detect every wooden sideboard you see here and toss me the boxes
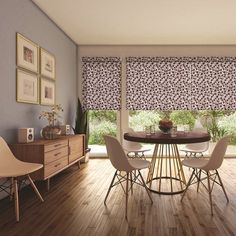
[10,134,85,190]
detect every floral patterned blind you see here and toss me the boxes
[82,57,122,110]
[126,57,236,110]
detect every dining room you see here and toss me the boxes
[1,0,236,235]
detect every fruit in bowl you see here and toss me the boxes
[159,118,173,133]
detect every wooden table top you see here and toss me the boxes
[124,131,211,144]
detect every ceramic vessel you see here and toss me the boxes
[41,126,61,139]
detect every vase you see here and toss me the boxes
[41,126,61,140]
[159,118,173,134]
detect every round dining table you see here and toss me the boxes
[124,131,211,195]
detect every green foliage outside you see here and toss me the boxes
[89,111,117,145]
[170,111,195,129]
[89,110,116,123]
[129,111,160,131]
[88,110,236,145]
[199,110,233,142]
[218,112,236,144]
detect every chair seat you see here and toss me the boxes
[182,158,208,169]
[0,159,43,177]
[125,148,150,153]
[180,142,209,153]
[129,159,150,170]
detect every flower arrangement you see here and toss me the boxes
[39,104,63,126]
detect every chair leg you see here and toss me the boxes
[130,172,133,195]
[207,172,213,216]
[125,172,129,220]
[197,169,202,192]
[104,171,117,205]
[216,170,229,203]
[10,177,14,201]
[27,175,44,202]
[181,169,195,202]
[138,170,153,204]
[13,178,19,222]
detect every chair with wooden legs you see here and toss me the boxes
[0,137,44,222]
[104,135,153,219]
[181,136,230,215]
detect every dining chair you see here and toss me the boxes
[181,136,230,215]
[123,128,150,159]
[180,127,209,158]
[0,136,44,222]
[104,135,153,219]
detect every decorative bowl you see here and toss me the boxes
[159,125,172,134]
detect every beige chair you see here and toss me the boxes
[181,136,230,215]
[104,135,153,219]
[123,128,150,159]
[0,137,44,222]
[180,127,209,158]
[180,141,209,158]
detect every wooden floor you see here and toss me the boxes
[0,158,236,236]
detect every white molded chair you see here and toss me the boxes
[0,137,44,221]
[181,136,230,215]
[180,127,209,158]
[104,135,153,219]
[123,128,150,159]
[180,141,209,158]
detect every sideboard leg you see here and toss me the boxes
[77,161,81,169]
[47,179,50,191]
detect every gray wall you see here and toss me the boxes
[0,0,78,143]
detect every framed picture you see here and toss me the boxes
[17,69,39,104]
[16,33,39,73]
[40,77,55,105]
[40,48,56,79]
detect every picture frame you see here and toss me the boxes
[40,48,56,79]
[40,77,55,105]
[16,69,39,104]
[16,33,39,73]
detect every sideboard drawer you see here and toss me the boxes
[45,156,68,177]
[45,146,68,164]
[44,140,68,153]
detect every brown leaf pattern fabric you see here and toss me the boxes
[191,61,236,110]
[126,57,236,110]
[82,57,122,110]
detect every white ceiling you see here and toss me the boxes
[33,0,236,45]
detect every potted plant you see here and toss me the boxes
[73,98,90,162]
[39,104,63,139]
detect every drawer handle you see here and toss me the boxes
[54,163,61,167]
[54,152,61,156]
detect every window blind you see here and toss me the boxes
[82,57,122,110]
[191,58,236,110]
[126,57,191,110]
[126,57,236,110]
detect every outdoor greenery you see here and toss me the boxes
[129,111,160,131]
[89,111,117,145]
[88,110,236,145]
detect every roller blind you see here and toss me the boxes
[126,57,191,110]
[126,57,236,110]
[82,57,122,110]
[191,58,236,110]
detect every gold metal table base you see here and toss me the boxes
[146,144,186,195]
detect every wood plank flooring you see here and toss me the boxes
[0,158,236,236]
